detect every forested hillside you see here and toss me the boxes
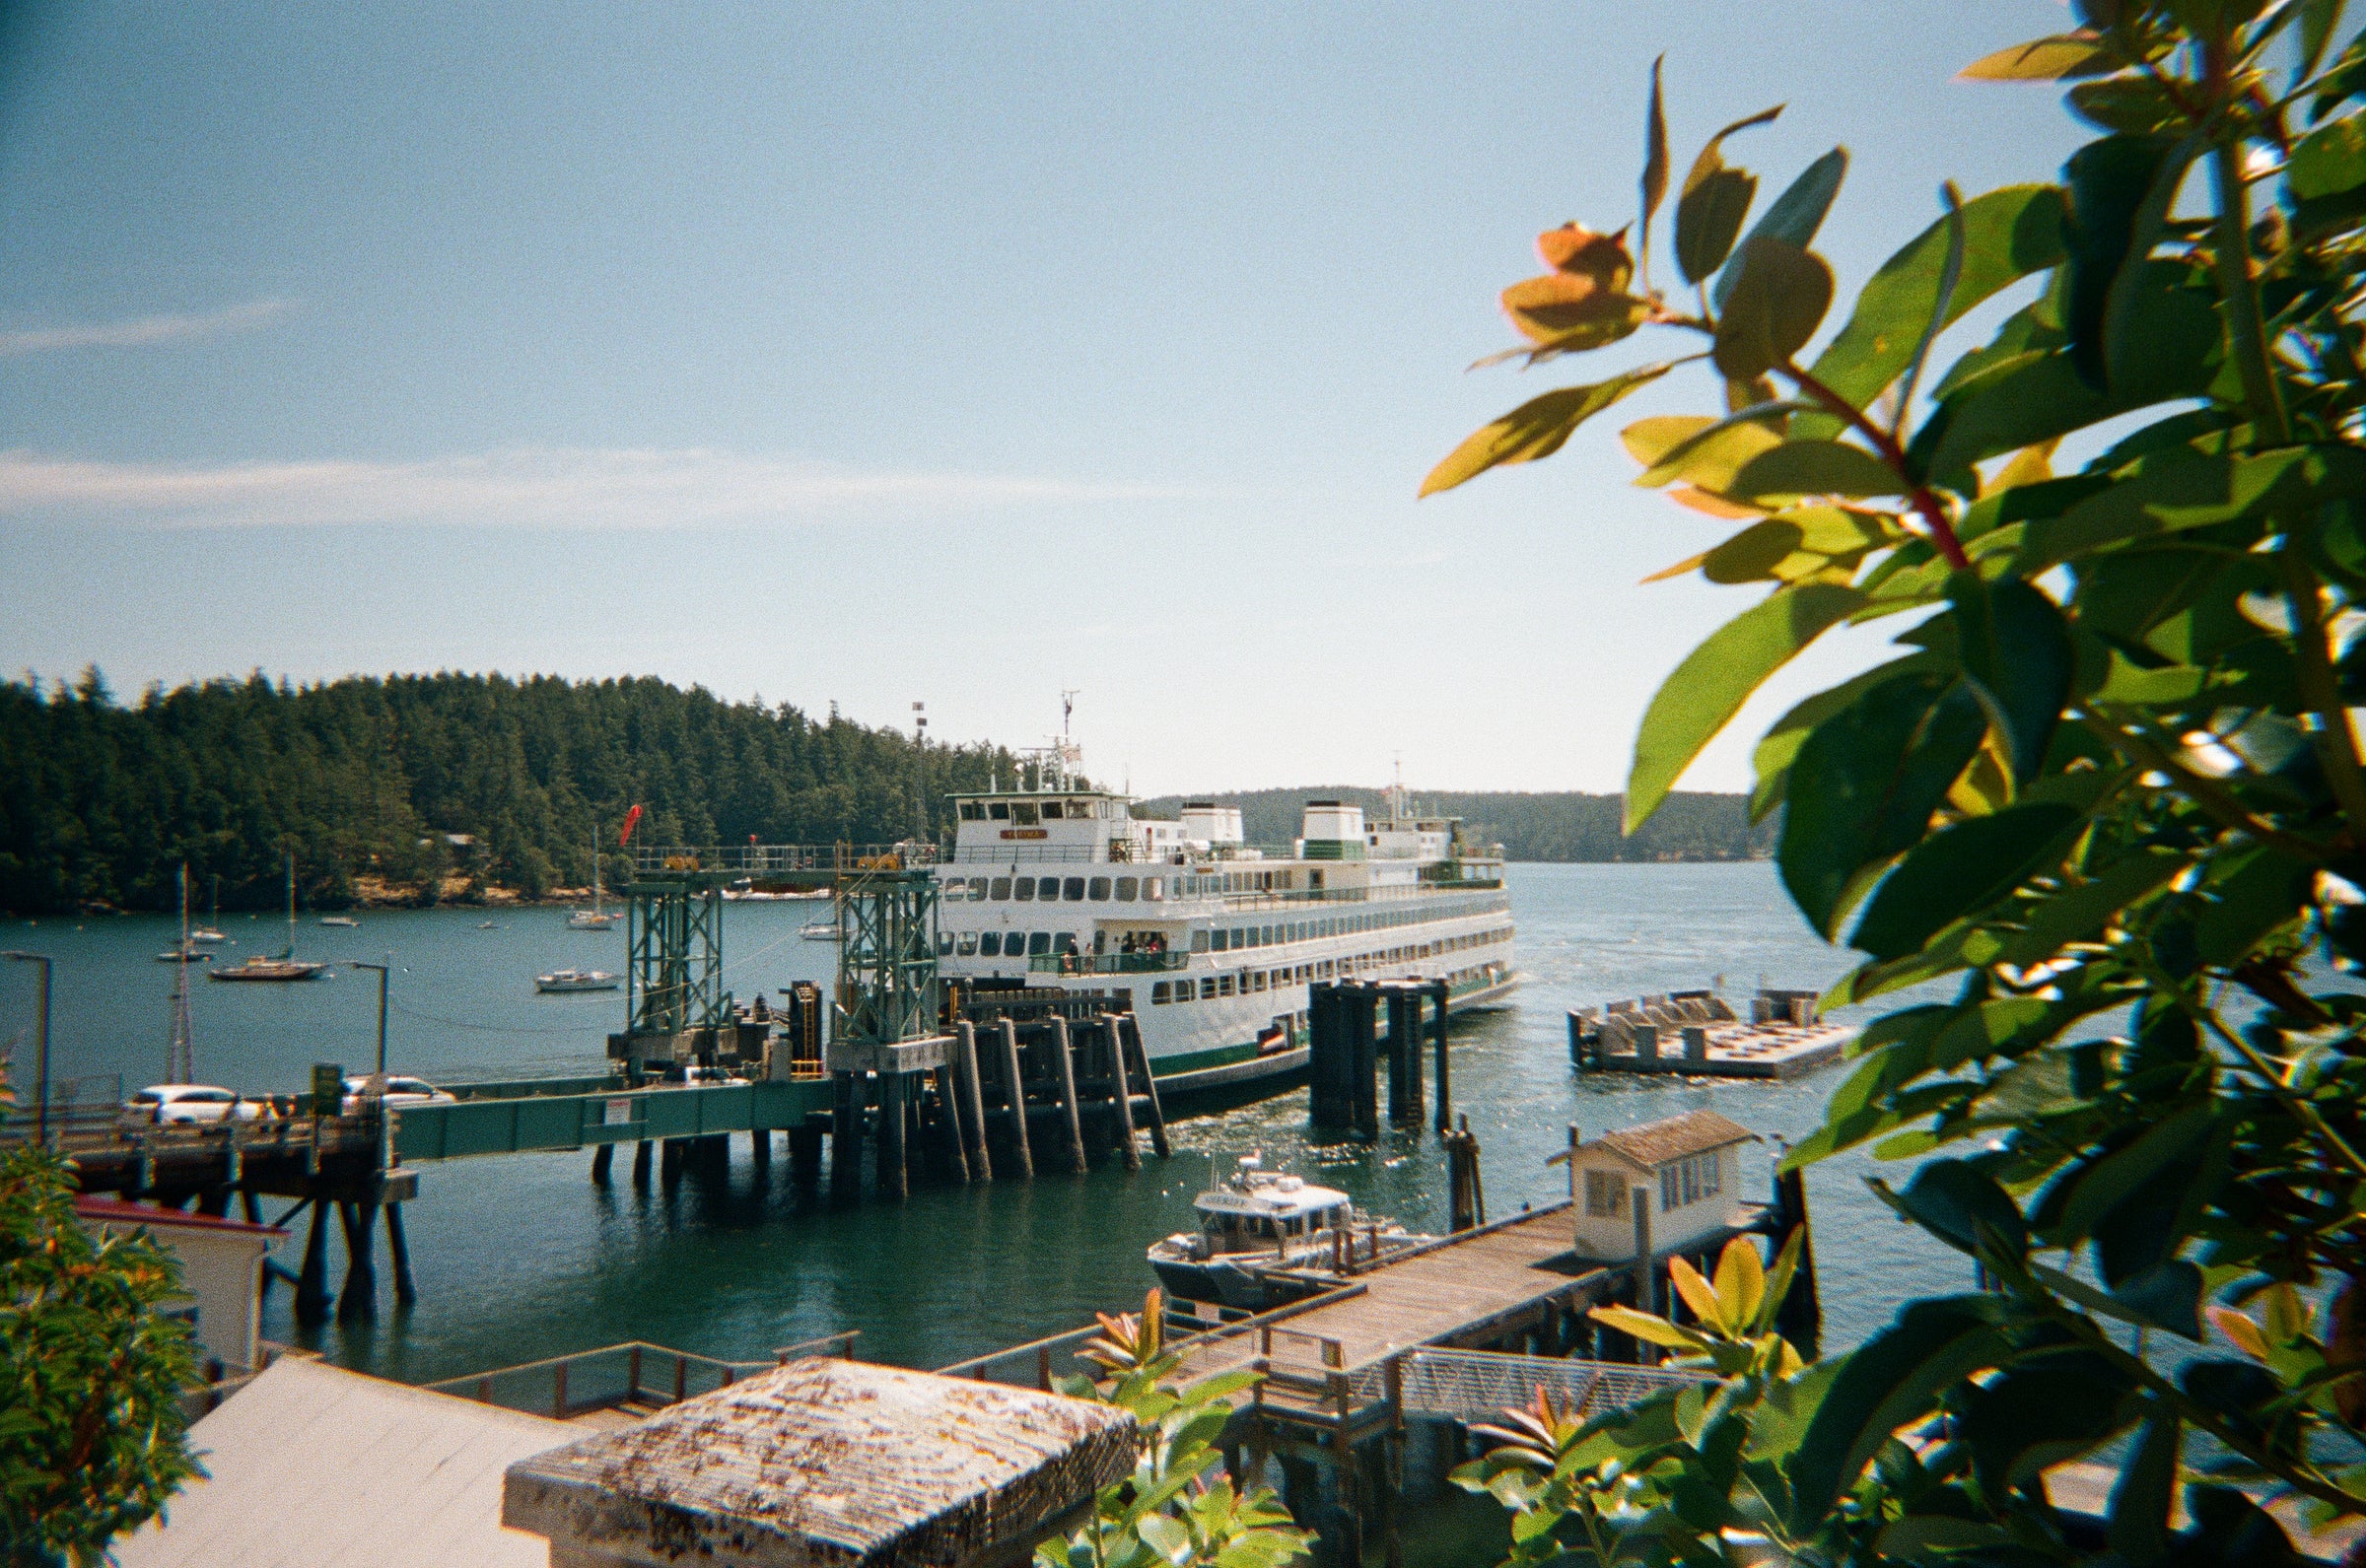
[0,669,1017,913]
[1135,786,1771,862]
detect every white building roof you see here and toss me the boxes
[112,1356,571,1568]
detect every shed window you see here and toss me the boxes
[1585,1171,1626,1218]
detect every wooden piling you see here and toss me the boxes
[954,1020,993,1181]
[1385,987,1420,1125]
[749,1127,771,1173]
[1428,980,1451,1133]
[1444,1115,1484,1230]
[297,1191,332,1325]
[998,1019,1034,1178]
[632,1139,653,1188]
[790,1124,824,1193]
[385,1201,417,1305]
[1308,985,1351,1126]
[1050,1016,1088,1174]
[830,1074,863,1200]
[337,1199,379,1321]
[659,1138,685,1185]
[934,1064,971,1183]
[1630,1187,1657,1361]
[1103,1016,1143,1172]
[880,1074,910,1200]
[1350,987,1380,1142]
[1772,1165,1823,1357]
[1121,1014,1170,1158]
[591,1143,614,1184]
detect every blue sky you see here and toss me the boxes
[0,2,2087,795]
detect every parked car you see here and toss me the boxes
[121,1084,263,1125]
[340,1074,458,1112]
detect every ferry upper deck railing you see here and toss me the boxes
[1027,952,1191,976]
[627,842,940,876]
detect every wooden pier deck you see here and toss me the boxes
[1170,1200,1604,1380]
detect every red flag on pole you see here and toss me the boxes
[619,804,644,846]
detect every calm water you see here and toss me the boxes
[0,863,1984,1382]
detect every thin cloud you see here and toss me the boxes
[0,445,1185,528]
[0,299,298,357]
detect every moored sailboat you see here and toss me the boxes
[209,855,328,983]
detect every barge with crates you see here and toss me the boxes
[1567,986,1854,1080]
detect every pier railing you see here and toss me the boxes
[628,843,939,877]
[1028,952,1189,976]
[422,1340,794,1421]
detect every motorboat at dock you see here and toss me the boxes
[1148,1155,1431,1311]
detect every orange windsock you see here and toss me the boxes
[619,804,644,846]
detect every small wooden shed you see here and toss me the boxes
[1562,1110,1759,1262]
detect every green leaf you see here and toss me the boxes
[2016,444,2366,572]
[1421,365,1672,497]
[2108,1406,2180,1565]
[1136,1512,1193,1564]
[2289,113,2366,199]
[1778,670,1989,935]
[2069,76,2186,134]
[2061,134,2195,394]
[1787,1297,2011,1526]
[1959,33,2121,80]
[1750,655,1936,821]
[1805,184,2069,425]
[2194,845,2317,965]
[1950,576,2072,782]
[1711,148,1847,309]
[1640,56,1668,279]
[1675,104,1782,285]
[1713,239,1834,381]
[1625,410,1787,490]
[1927,996,2054,1071]
[1627,582,1865,833]
[1957,1355,2141,1494]
[1993,847,2189,965]
[2052,1105,2220,1248]
[1725,440,1898,501]
[1887,1158,2032,1261]
[1848,803,2079,960]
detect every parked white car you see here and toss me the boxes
[122,1084,263,1125]
[341,1074,458,1112]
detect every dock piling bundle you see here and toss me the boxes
[1308,981,1452,1141]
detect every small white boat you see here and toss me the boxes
[536,968,621,993]
[567,825,622,928]
[155,946,213,963]
[186,927,228,946]
[319,916,359,928]
[800,919,841,942]
[209,954,329,983]
[1148,1156,1430,1311]
[477,920,500,930]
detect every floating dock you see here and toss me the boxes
[1568,986,1854,1079]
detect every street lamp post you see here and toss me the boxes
[348,961,389,1078]
[2,952,52,1147]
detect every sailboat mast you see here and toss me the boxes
[592,823,603,916]
[170,863,193,1082]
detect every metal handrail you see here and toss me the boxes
[1028,952,1189,976]
[629,843,941,875]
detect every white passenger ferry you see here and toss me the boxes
[932,749,1516,1096]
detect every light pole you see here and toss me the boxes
[348,961,389,1078]
[2,952,52,1147]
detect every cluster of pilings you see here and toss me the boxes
[589,997,1175,1204]
[1306,980,1451,1138]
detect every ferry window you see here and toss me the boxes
[1218,975,1235,996]
[1041,801,1064,820]
[938,933,953,956]
[989,801,1010,820]
[957,932,978,956]
[1201,978,1218,999]
[1088,877,1110,900]
[1585,1171,1626,1217]
[1151,983,1169,1004]
[1261,925,1275,945]
[1115,877,1138,901]
[1146,877,1163,901]
[1193,929,1209,952]
[1054,931,1077,955]
[939,881,963,904]
[1230,927,1246,948]
[1028,931,1052,956]
[972,877,994,898]
[1012,801,1039,826]
[959,802,983,821]
[1013,879,1035,902]
[1063,877,1085,901]
[1212,929,1228,953]
[979,932,1003,956]
[990,877,1011,900]
[1038,876,1061,899]
[1252,971,1267,991]
[1071,800,1093,818]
